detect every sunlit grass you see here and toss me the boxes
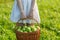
[0,0,60,40]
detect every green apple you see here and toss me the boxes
[27,27,31,30]
[37,26,40,29]
[34,28,37,31]
[17,28,20,31]
[31,26,37,32]
[19,30,23,32]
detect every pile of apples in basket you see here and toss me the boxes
[17,25,40,33]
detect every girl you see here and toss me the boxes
[10,0,40,26]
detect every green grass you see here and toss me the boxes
[0,0,60,40]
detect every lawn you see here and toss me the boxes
[0,0,60,40]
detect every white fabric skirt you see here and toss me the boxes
[10,0,40,23]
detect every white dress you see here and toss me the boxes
[10,0,40,23]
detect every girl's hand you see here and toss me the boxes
[27,9,33,19]
[20,11,27,20]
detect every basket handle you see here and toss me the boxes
[18,18,40,26]
[14,18,40,32]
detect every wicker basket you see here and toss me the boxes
[15,18,40,40]
[15,29,40,40]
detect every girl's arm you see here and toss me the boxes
[17,0,24,13]
[30,0,35,11]
[17,0,26,20]
[28,0,35,19]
